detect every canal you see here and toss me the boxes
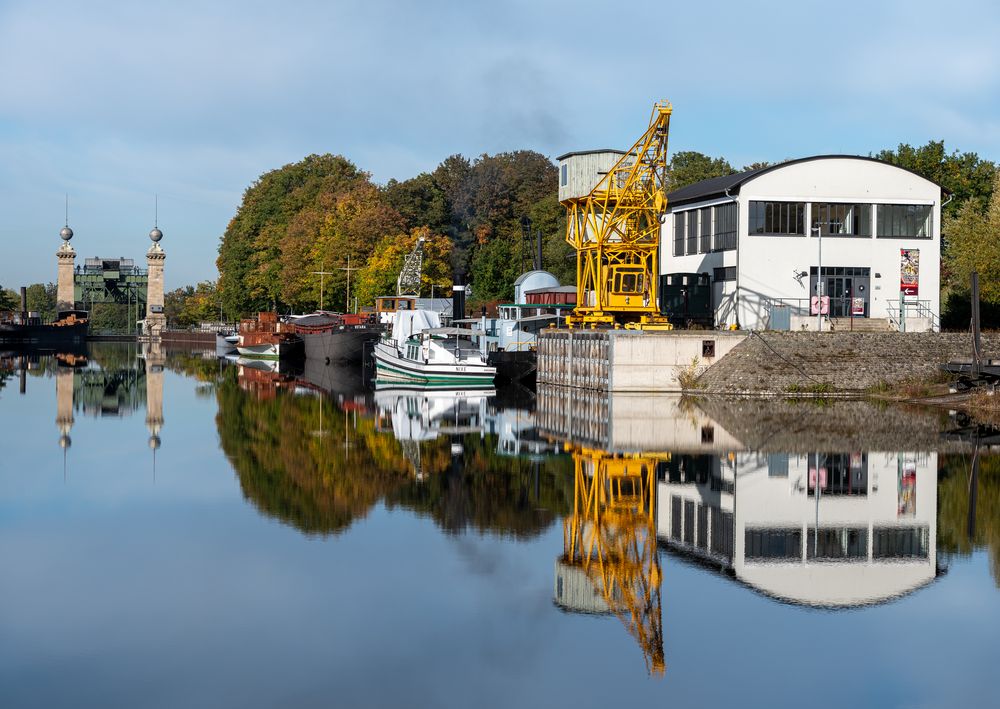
[0,343,997,708]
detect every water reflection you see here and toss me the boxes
[210,357,574,538]
[6,346,1000,694]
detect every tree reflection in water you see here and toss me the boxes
[212,364,573,538]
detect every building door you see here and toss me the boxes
[810,267,870,318]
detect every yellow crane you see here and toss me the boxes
[562,102,673,329]
[560,446,666,675]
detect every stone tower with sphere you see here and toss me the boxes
[144,222,166,338]
[56,221,76,312]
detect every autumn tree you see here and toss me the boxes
[165,281,221,328]
[353,227,453,307]
[216,154,380,316]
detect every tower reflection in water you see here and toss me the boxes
[8,343,165,476]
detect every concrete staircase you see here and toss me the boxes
[827,317,892,332]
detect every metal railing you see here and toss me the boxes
[885,300,939,332]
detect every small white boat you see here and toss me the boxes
[373,309,496,388]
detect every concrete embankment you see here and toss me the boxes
[696,331,1000,394]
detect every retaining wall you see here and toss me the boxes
[697,331,1000,393]
[537,329,747,392]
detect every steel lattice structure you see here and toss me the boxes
[396,238,424,297]
[562,447,666,675]
[563,102,673,329]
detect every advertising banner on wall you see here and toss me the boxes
[898,459,916,517]
[900,249,920,296]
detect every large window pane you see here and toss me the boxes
[713,203,737,250]
[811,203,872,237]
[673,212,685,256]
[749,201,806,235]
[876,204,932,238]
[699,207,711,253]
[687,210,699,254]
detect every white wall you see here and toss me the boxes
[661,158,942,330]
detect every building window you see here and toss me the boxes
[873,526,929,559]
[673,212,685,256]
[713,266,737,282]
[687,210,699,254]
[812,203,871,237]
[699,207,711,253]
[713,202,737,251]
[749,201,805,235]
[745,528,802,561]
[560,163,568,187]
[876,204,932,238]
[806,527,868,561]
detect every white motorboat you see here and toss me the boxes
[373,309,496,388]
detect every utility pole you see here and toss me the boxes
[311,270,336,311]
[338,255,361,313]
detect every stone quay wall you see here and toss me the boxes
[696,331,1000,394]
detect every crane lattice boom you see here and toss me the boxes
[563,101,673,329]
[397,237,425,297]
[562,447,666,675]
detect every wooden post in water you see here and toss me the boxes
[971,271,982,379]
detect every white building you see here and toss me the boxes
[661,156,945,331]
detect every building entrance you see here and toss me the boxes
[810,266,870,318]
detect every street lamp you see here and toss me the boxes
[813,224,823,332]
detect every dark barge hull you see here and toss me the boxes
[300,328,381,364]
[0,321,89,348]
[488,350,537,385]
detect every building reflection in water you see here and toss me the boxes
[537,384,954,674]
[659,450,940,607]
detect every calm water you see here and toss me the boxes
[1,343,998,709]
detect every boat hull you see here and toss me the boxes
[373,341,496,387]
[0,321,89,347]
[300,328,380,364]
[236,340,303,360]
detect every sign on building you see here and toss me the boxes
[900,249,920,296]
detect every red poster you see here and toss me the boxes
[898,462,916,517]
[900,249,919,296]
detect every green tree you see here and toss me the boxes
[874,141,996,217]
[383,173,450,234]
[943,171,1000,306]
[667,151,736,191]
[0,286,17,312]
[25,283,57,320]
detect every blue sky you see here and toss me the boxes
[1,0,998,288]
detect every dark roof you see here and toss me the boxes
[555,148,627,161]
[666,154,949,208]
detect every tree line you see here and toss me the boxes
[7,139,996,327]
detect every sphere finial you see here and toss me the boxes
[149,227,163,243]
[60,226,73,241]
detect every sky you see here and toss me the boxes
[1,0,998,289]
